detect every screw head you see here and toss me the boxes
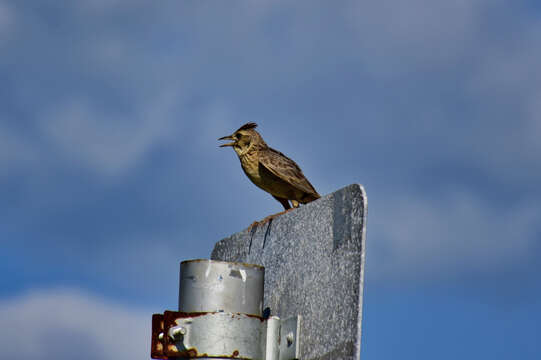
[286,331,294,346]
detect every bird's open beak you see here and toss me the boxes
[218,135,236,147]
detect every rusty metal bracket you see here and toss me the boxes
[151,311,300,359]
[151,259,301,360]
[279,316,301,360]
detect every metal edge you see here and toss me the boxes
[180,258,265,270]
[354,183,367,360]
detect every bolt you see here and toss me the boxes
[168,326,186,340]
[286,331,294,346]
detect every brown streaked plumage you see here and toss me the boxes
[218,122,320,210]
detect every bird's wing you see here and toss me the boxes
[259,147,319,196]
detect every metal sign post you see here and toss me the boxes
[151,184,367,360]
[152,259,300,360]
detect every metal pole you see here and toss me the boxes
[179,259,264,315]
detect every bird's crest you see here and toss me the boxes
[236,122,258,132]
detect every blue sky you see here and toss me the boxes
[1,0,540,359]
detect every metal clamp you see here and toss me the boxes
[151,259,300,359]
[151,311,300,359]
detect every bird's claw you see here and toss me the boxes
[248,208,296,232]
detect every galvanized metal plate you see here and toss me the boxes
[212,184,367,360]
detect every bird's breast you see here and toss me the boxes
[239,152,262,185]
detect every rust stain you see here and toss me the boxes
[151,314,166,359]
[244,313,265,322]
[166,348,198,357]
[164,310,215,319]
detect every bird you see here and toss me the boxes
[218,122,320,212]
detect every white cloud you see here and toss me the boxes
[0,123,38,178]
[0,289,151,360]
[0,1,16,44]
[370,189,540,282]
[469,19,541,101]
[462,18,541,183]
[344,0,487,73]
[525,92,541,152]
[90,235,208,299]
[79,0,145,13]
[196,101,241,147]
[341,0,541,187]
[41,89,183,178]
[2,0,540,289]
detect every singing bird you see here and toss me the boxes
[218,122,320,210]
